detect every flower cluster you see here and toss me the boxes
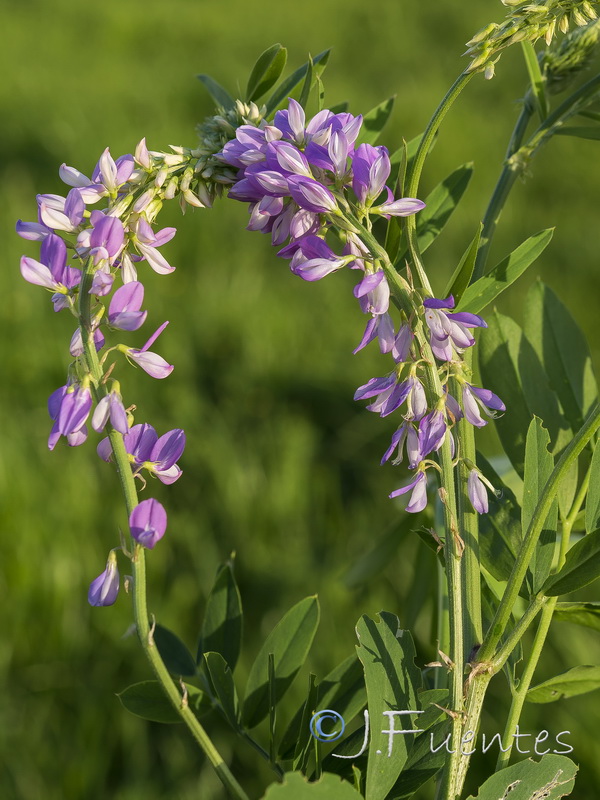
[217,99,504,516]
[17,142,206,605]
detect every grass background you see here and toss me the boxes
[2,1,600,798]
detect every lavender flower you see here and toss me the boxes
[462,383,505,427]
[418,409,448,456]
[389,471,428,513]
[129,498,167,549]
[92,391,129,435]
[88,551,120,607]
[108,282,147,331]
[423,295,487,361]
[468,469,490,514]
[381,423,421,468]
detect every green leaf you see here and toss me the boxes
[291,673,319,772]
[585,443,600,533]
[397,163,473,260]
[527,665,600,703]
[554,125,600,140]
[465,754,577,799]
[443,223,482,303]
[477,454,524,585]
[521,41,549,120]
[196,74,235,110]
[118,680,203,724]
[542,529,600,596]
[456,228,554,315]
[246,44,288,103]
[524,280,598,435]
[357,96,396,145]
[390,719,451,799]
[279,654,366,760]
[554,601,600,631]
[153,624,196,677]
[479,310,569,477]
[199,558,243,670]
[265,49,331,114]
[203,651,240,728]
[242,596,320,728]
[355,613,421,800]
[297,55,315,111]
[523,418,558,592]
[260,772,363,800]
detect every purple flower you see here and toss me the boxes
[351,144,391,205]
[462,384,505,427]
[53,385,92,437]
[392,325,414,362]
[89,268,114,296]
[108,281,147,331]
[468,469,489,514]
[88,551,120,606]
[381,423,421,468]
[273,98,306,144]
[423,295,487,361]
[98,423,184,484]
[129,498,167,549]
[126,321,173,379]
[353,313,395,354]
[354,270,390,315]
[134,218,176,275]
[20,233,81,294]
[69,326,105,357]
[92,391,129,435]
[287,175,338,214]
[418,409,447,456]
[389,471,428,513]
[372,197,426,217]
[89,213,125,263]
[16,219,51,241]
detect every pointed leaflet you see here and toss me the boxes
[242,596,320,728]
[203,651,241,728]
[265,49,331,114]
[355,612,421,800]
[278,654,366,760]
[554,601,600,632]
[479,310,567,477]
[542,528,600,596]
[196,75,235,110]
[585,442,600,533]
[356,96,396,146]
[526,665,600,703]
[154,624,197,677]
[118,680,204,724]
[246,44,287,103]
[199,559,242,670]
[464,754,577,800]
[456,228,554,315]
[394,164,474,264]
[476,454,523,585]
[259,772,362,800]
[443,223,482,304]
[524,280,597,435]
[523,418,558,593]
[554,126,600,140]
[521,40,549,120]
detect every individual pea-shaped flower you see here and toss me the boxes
[133,218,177,275]
[381,422,421,468]
[108,281,147,331]
[92,389,129,435]
[19,233,81,296]
[146,428,186,484]
[124,321,174,379]
[418,408,448,457]
[462,383,505,427]
[389,469,428,513]
[468,469,492,514]
[129,498,167,549]
[88,550,120,607]
[287,175,339,213]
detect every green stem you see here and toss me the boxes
[473,93,534,280]
[495,459,591,769]
[78,262,250,800]
[477,402,600,665]
[403,71,473,294]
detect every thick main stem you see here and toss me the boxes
[78,263,249,800]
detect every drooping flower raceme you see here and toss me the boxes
[215,99,504,516]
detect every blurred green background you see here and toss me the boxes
[2,1,600,798]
